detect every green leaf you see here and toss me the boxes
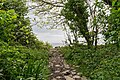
[112,1,116,6]
[27,77,35,80]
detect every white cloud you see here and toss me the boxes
[32,26,66,47]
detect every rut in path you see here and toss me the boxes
[49,48,87,80]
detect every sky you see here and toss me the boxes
[27,0,105,47]
[32,26,66,47]
[26,1,67,47]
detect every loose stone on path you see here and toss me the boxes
[49,48,87,80]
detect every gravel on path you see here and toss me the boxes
[49,48,87,80]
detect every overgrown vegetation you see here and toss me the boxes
[0,0,120,80]
[60,0,120,80]
[0,41,50,80]
[0,0,51,80]
[60,45,120,80]
[104,0,120,48]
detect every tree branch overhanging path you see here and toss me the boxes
[28,0,66,28]
[29,0,114,48]
[29,0,91,48]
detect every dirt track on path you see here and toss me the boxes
[49,48,87,80]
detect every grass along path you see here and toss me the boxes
[49,48,87,80]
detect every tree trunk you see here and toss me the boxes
[95,26,98,50]
[86,37,93,49]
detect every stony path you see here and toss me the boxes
[49,48,87,80]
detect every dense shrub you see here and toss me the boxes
[0,1,52,80]
[0,9,17,43]
[104,1,120,48]
[0,41,50,80]
[0,0,51,49]
[60,45,120,80]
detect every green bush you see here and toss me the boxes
[0,41,50,80]
[0,1,51,80]
[60,45,120,80]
